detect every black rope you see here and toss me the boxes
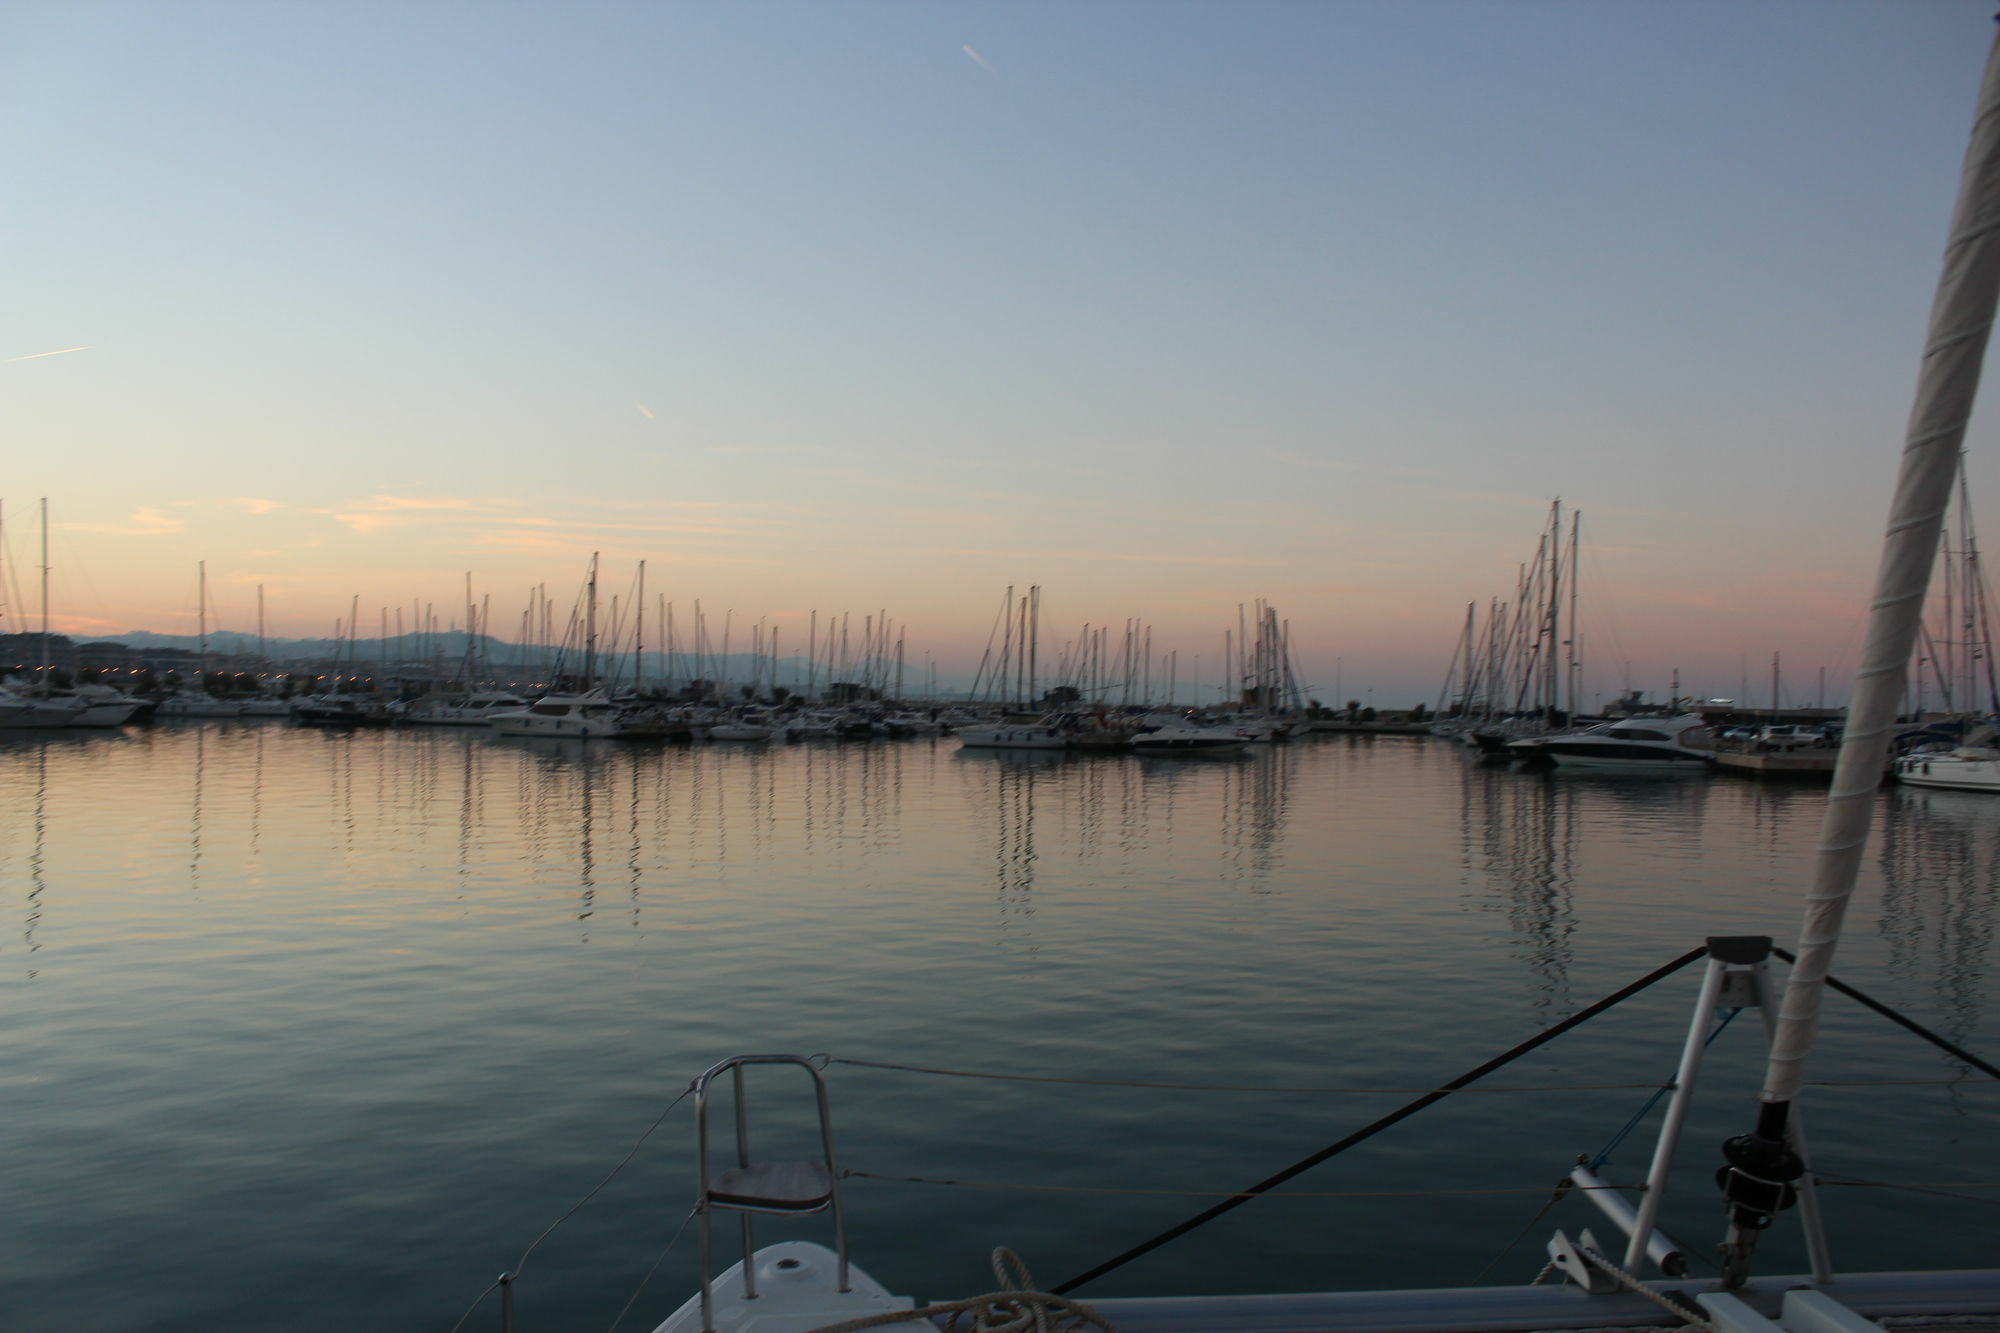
[1772,947,2000,1081]
[1050,945,1707,1294]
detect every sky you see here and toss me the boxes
[5,0,2000,706]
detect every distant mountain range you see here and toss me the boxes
[112,628,497,660]
[106,629,969,692]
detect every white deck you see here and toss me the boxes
[650,1242,932,1333]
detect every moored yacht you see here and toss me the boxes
[1512,713,1717,770]
[0,690,89,728]
[3,680,143,727]
[403,691,530,726]
[1129,720,1250,756]
[1893,744,2000,792]
[956,713,1082,750]
[705,708,781,742]
[292,694,397,726]
[54,684,146,727]
[486,691,633,739]
[153,691,245,719]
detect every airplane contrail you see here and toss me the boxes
[8,345,92,361]
[962,45,992,72]
[636,403,656,419]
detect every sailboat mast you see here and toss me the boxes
[1545,499,1562,715]
[1963,476,1980,708]
[1028,585,1039,709]
[1567,511,1581,715]
[1016,596,1028,709]
[1965,474,2000,714]
[38,498,51,688]
[198,560,209,686]
[634,560,646,692]
[583,553,599,691]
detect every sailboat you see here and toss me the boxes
[155,562,245,718]
[1893,474,2000,789]
[233,586,296,718]
[485,554,638,739]
[1461,501,1584,754]
[0,498,95,728]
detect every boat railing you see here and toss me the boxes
[691,1054,849,1333]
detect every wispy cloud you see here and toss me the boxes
[470,530,588,554]
[49,613,120,634]
[497,516,768,538]
[864,475,1084,508]
[330,494,501,533]
[63,507,184,536]
[942,548,1280,567]
[7,345,92,362]
[176,495,289,515]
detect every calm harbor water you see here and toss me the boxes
[6,724,1997,1331]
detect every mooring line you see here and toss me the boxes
[828,1057,1668,1095]
[1772,947,2000,1080]
[1049,945,1709,1294]
[842,1167,1651,1199]
[825,1056,1981,1094]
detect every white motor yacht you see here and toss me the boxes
[706,712,779,742]
[154,692,246,719]
[486,691,633,739]
[15,683,145,727]
[956,714,1079,750]
[784,710,846,739]
[1512,714,1717,771]
[1204,712,1296,741]
[0,690,89,728]
[1893,745,2000,792]
[403,691,530,726]
[1129,722,1250,756]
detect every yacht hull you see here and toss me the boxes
[1895,755,2000,791]
[957,727,1071,750]
[1539,746,1713,770]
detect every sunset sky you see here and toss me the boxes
[6,1,2000,705]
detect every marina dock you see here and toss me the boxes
[1713,747,1881,782]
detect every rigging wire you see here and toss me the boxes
[1475,1014,1744,1286]
[1469,1174,1577,1285]
[1588,1009,1742,1173]
[447,1084,693,1333]
[604,1207,699,1333]
[1811,1171,2000,1205]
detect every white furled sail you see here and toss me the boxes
[1723,20,2000,1285]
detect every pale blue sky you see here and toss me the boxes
[4,1,1996,702]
